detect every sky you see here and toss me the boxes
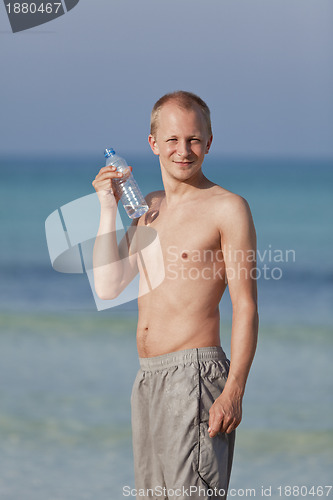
[0,0,332,158]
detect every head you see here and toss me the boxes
[150,91,212,139]
[148,91,213,182]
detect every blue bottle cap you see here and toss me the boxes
[104,148,115,158]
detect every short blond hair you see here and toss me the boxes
[150,90,212,138]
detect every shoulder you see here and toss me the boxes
[210,187,254,233]
[210,186,251,216]
[144,190,165,208]
[136,190,165,226]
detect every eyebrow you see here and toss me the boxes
[165,134,202,139]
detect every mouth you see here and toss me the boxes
[174,161,194,167]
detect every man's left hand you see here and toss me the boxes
[208,390,242,437]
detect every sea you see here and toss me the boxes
[0,154,332,499]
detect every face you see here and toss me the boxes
[148,102,213,182]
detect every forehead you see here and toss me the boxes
[156,102,207,137]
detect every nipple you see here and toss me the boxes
[181,252,188,259]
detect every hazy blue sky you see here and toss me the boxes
[1,0,332,157]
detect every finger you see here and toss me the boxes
[93,180,113,192]
[225,420,237,434]
[99,166,117,173]
[208,428,218,438]
[208,409,218,434]
[226,416,241,434]
[208,412,222,438]
[93,177,112,187]
[93,175,122,191]
[95,170,123,182]
[100,165,132,173]
[208,424,221,438]
[220,414,235,434]
[94,167,117,181]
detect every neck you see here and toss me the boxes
[160,164,212,207]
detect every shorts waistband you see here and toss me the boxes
[139,346,227,372]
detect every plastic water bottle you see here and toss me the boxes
[104,148,149,219]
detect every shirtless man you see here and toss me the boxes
[92,91,258,500]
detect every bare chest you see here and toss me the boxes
[140,201,222,268]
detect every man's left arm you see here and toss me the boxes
[208,194,259,437]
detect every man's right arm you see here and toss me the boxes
[92,165,139,300]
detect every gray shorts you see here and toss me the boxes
[131,347,235,500]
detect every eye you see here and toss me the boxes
[190,138,201,143]
[167,138,177,142]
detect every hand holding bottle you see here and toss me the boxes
[92,165,133,209]
[102,148,149,219]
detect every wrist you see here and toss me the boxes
[97,189,118,208]
[223,374,245,398]
[98,206,117,235]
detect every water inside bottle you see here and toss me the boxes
[124,204,149,219]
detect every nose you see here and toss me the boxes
[177,140,191,158]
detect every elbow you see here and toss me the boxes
[94,286,121,301]
[93,270,122,300]
[233,299,257,312]
[251,305,260,329]
[253,307,259,332]
[233,300,259,323]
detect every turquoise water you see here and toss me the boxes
[1,154,332,324]
[0,315,331,499]
[0,155,332,498]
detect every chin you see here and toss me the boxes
[176,170,198,181]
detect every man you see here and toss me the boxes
[92,91,258,500]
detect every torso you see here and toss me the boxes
[135,185,229,357]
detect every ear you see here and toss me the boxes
[148,134,160,156]
[205,135,213,154]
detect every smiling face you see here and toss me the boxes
[148,101,213,183]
